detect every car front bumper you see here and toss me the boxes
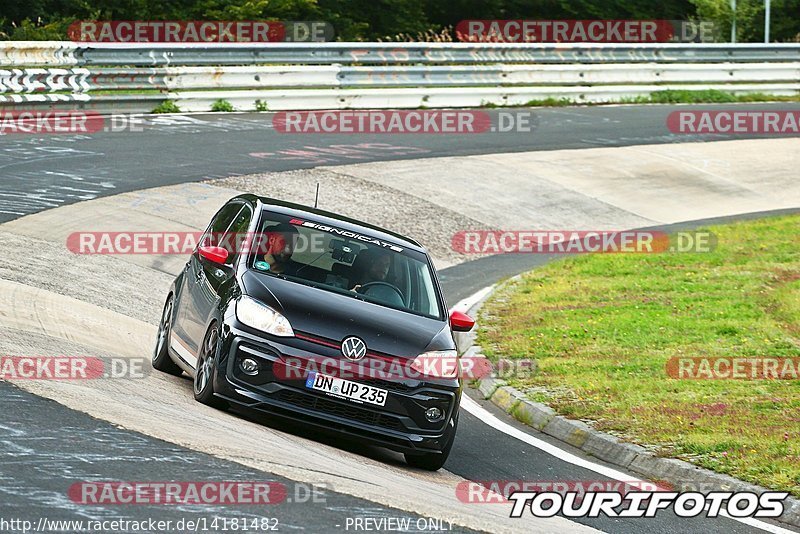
[212,320,461,455]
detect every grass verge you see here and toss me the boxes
[477,215,800,496]
[520,89,800,107]
[151,100,181,114]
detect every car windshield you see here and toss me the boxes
[248,210,444,320]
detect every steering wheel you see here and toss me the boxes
[357,281,404,303]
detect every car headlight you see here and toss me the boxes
[409,350,459,379]
[236,296,294,337]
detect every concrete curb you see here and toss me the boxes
[481,382,800,528]
[461,282,800,529]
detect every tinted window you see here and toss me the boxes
[202,202,243,248]
[222,205,253,263]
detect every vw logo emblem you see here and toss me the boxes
[341,336,367,361]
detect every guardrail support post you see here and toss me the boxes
[764,0,771,43]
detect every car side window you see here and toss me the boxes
[200,202,244,249]
[220,204,253,264]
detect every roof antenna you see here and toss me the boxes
[314,182,320,209]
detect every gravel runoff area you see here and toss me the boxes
[205,168,485,269]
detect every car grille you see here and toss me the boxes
[359,378,416,393]
[275,389,403,431]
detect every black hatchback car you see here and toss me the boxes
[152,195,474,470]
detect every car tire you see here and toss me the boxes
[152,295,183,376]
[193,322,229,410]
[404,414,458,471]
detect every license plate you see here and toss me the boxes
[305,372,387,407]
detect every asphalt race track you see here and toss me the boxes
[1,103,799,223]
[0,380,477,532]
[0,104,798,533]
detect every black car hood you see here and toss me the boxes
[241,270,451,358]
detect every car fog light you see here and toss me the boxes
[240,358,259,375]
[425,407,443,422]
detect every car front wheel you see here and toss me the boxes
[193,322,228,410]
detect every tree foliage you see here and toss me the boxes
[0,0,797,41]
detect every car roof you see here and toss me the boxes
[233,194,426,253]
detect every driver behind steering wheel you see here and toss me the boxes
[350,249,404,307]
[351,248,391,291]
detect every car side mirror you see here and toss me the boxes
[449,310,475,332]
[198,245,229,265]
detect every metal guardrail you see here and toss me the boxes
[1,42,799,112]
[3,42,800,66]
[3,64,800,93]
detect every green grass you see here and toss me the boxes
[477,215,800,496]
[519,89,800,108]
[151,100,181,114]
[643,89,738,103]
[632,89,800,104]
[523,97,575,107]
[210,99,235,112]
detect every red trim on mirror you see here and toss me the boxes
[449,310,475,332]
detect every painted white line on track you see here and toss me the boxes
[462,394,649,485]
[462,396,795,534]
[456,290,797,534]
